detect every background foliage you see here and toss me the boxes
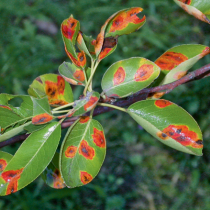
[1,0,210,209]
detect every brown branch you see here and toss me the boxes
[1,63,210,149]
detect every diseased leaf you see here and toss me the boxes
[174,0,210,24]
[31,97,53,125]
[28,74,73,107]
[60,117,106,188]
[42,152,66,189]
[0,151,13,176]
[101,57,160,98]
[58,92,100,119]
[24,124,47,134]
[150,44,210,99]
[0,122,61,196]
[128,99,203,156]
[59,62,86,86]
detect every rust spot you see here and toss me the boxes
[92,128,106,148]
[78,51,87,67]
[57,76,65,94]
[99,48,112,60]
[65,146,77,158]
[61,17,78,40]
[80,171,93,184]
[148,92,166,99]
[77,31,83,45]
[73,70,85,82]
[52,169,66,189]
[173,71,187,80]
[200,47,210,58]
[35,76,43,84]
[102,37,118,49]
[63,76,78,85]
[178,0,191,4]
[0,159,7,172]
[32,113,53,125]
[79,140,95,160]
[155,100,172,108]
[79,116,90,124]
[157,131,169,140]
[84,96,99,111]
[0,105,12,110]
[113,67,126,85]
[134,64,154,82]
[109,8,145,32]
[155,52,188,71]
[1,168,24,195]
[162,125,203,149]
[93,32,104,54]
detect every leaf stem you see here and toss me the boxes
[52,109,72,114]
[97,103,127,112]
[52,102,74,111]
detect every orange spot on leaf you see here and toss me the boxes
[173,71,187,80]
[79,116,90,124]
[113,67,126,85]
[92,128,106,148]
[99,48,112,60]
[32,113,53,125]
[162,125,203,149]
[52,169,66,189]
[79,140,95,160]
[80,171,93,184]
[178,0,191,5]
[61,17,78,40]
[134,64,154,82]
[155,100,172,108]
[84,96,99,111]
[73,70,85,82]
[0,105,12,110]
[157,131,169,140]
[1,168,24,195]
[148,92,166,99]
[0,159,7,172]
[155,52,188,71]
[65,146,77,158]
[200,47,210,58]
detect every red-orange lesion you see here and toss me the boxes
[109,8,146,33]
[65,146,77,158]
[162,125,203,148]
[52,169,66,189]
[155,100,172,108]
[73,70,85,82]
[155,52,188,71]
[113,67,126,86]
[92,32,104,55]
[178,0,191,5]
[80,171,93,184]
[1,168,24,195]
[32,113,53,125]
[99,48,112,60]
[79,140,95,160]
[0,105,12,110]
[84,96,99,111]
[157,131,169,140]
[79,116,90,124]
[77,31,83,45]
[61,17,78,40]
[92,128,106,148]
[134,64,154,82]
[173,71,187,80]
[0,159,7,172]
[200,47,210,58]
[45,76,68,106]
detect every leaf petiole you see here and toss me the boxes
[97,103,127,112]
[52,102,74,111]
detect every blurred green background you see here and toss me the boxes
[1,0,210,209]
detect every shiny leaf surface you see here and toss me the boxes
[101,57,160,98]
[0,122,61,196]
[60,117,106,187]
[128,99,203,156]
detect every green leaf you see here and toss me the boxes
[0,121,32,142]
[59,62,86,86]
[60,117,106,187]
[42,152,66,189]
[24,124,47,134]
[58,91,100,119]
[127,99,203,156]
[31,97,53,125]
[77,31,92,58]
[0,151,13,176]
[105,7,146,37]
[0,122,61,196]
[174,0,210,24]
[28,74,73,107]
[101,57,160,98]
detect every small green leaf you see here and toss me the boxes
[101,57,160,98]
[0,151,13,176]
[59,62,86,86]
[128,99,203,156]
[28,74,73,107]
[0,122,61,196]
[42,152,66,189]
[60,117,106,188]
[77,31,92,58]
[24,123,47,134]
[174,0,210,24]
